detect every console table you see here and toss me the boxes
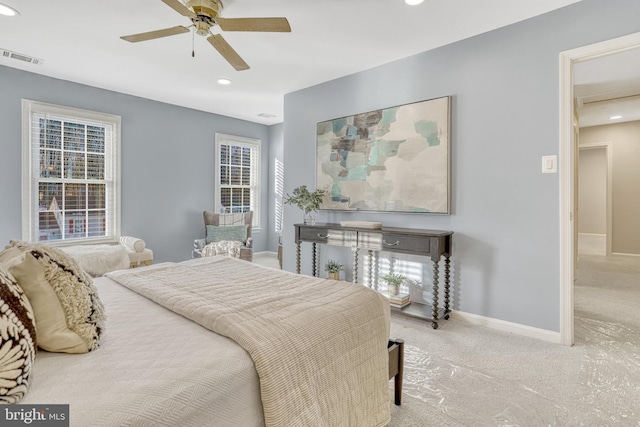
[294,223,453,329]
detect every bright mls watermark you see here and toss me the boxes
[2,405,69,426]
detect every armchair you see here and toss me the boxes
[192,211,253,262]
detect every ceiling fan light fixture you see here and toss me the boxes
[404,0,424,5]
[195,19,212,36]
[0,3,19,16]
[217,78,231,85]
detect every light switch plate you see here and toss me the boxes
[542,155,557,173]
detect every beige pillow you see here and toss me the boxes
[0,242,105,354]
[0,263,36,403]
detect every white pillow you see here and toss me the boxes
[119,236,146,253]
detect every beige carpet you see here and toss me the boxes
[388,254,640,426]
[253,252,640,425]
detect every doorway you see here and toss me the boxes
[577,143,612,257]
[559,31,640,346]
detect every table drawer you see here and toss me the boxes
[382,233,430,255]
[298,226,330,243]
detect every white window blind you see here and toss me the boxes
[274,157,284,233]
[214,133,260,228]
[22,100,121,244]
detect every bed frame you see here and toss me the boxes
[388,339,404,405]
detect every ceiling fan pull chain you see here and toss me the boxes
[192,26,195,57]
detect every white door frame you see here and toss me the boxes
[577,142,613,256]
[559,32,640,346]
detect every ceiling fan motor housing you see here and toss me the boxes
[186,0,222,35]
[186,0,222,19]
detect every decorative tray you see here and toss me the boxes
[339,221,383,229]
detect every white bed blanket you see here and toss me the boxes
[23,276,264,427]
[107,256,391,427]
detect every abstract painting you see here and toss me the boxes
[316,96,450,213]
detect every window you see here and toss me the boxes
[274,158,284,233]
[22,100,121,244]
[214,133,260,228]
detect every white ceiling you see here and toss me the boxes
[575,48,640,128]
[1,0,583,125]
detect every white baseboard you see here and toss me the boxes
[451,310,562,344]
[252,251,278,257]
[611,252,640,257]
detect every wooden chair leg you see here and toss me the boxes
[388,339,404,406]
[395,339,404,405]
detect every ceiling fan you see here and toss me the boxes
[120,0,291,71]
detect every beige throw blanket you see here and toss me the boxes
[107,257,390,427]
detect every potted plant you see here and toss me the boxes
[283,185,326,224]
[381,273,406,296]
[324,260,344,280]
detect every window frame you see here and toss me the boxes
[21,99,121,245]
[214,133,261,230]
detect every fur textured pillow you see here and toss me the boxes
[0,264,36,403]
[0,241,105,353]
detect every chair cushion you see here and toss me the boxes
[202,241,244,258]
[205,225,248,244]
[0,242,105,354]
[0,264,36,403]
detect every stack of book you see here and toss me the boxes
[387,293,411,309]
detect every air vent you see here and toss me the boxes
[1,48,44,65]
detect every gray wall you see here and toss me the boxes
[0,65,271,263]
[282,0,640,332]
[581,121,640,255]
[578,147,607,235]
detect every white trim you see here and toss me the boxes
[559,31,640,347]
[611,252,640,257]
[214,133,261,230]
[451,311,561,344]
[578,142,612,256]
[253,250,278,257]
[21,99,121,245]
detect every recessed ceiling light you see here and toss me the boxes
[405,0,424,5]
[217,78,232,85]
[0,3,19,16]
[609,115,623,120]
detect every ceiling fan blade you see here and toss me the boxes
[121,26,190,43]
[207,34,250,71]
[161,0,196,19]
[216,17,291,32]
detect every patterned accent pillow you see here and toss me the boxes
[205,225,248,244]
[201,240,243,258]
[0,264,36,403]
[0,241,105,354]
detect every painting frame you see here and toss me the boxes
[316,96,451,214]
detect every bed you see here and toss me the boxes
[14,255,399,426]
